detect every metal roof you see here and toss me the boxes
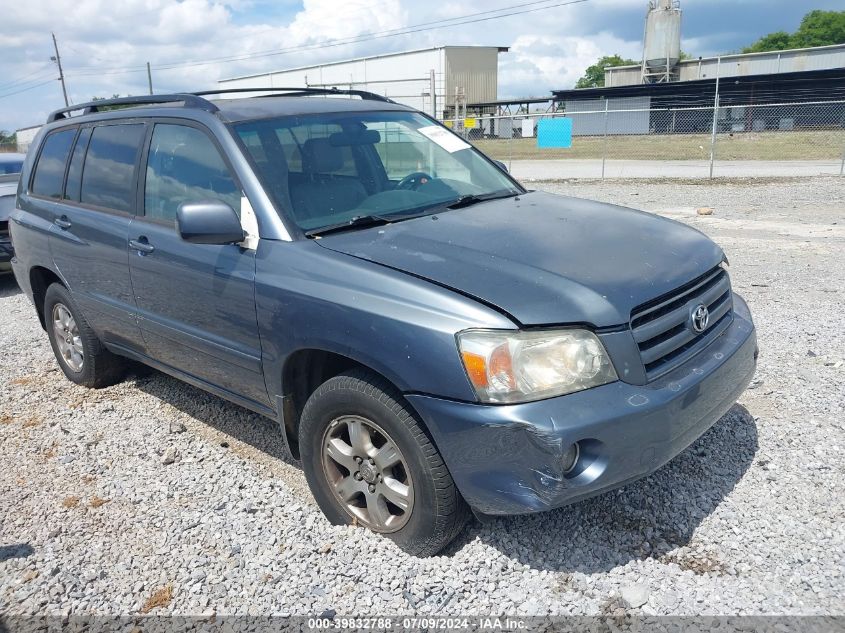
[552,68,845,108]
[466,96,551,108]
[605,42,845,74]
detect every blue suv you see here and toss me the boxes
[9,89,757,555]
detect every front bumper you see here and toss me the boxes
[406,294,757,515]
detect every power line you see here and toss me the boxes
[0,80,57,101]
[0,64,55,92]
[64,0,589,78]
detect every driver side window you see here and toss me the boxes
[144,124,241,223]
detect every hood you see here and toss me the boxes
[316,191,724,327]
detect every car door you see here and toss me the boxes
[128,120,268,405]
[34,123,144,349]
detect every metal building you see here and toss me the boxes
[14,125,42,153]
[606,43,845,88]
[218,46,508,120]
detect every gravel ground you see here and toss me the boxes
[1,176,843,617]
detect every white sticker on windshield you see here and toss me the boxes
[417,125,471,153]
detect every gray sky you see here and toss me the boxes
[1,0,841,132]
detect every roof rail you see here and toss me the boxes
[191,87,396,103]
[46,94,218,123]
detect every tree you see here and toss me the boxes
[575,54,637,89]
[90,94,124,112]
[792,10,845,48]
[0,130,16,146]
[742,10,845,53]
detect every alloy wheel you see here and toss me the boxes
[321,415,414,532]
[52,303,84,372]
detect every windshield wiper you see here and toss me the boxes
[446,191,520,210]
[305,214,393,237]
[306,191,521,237]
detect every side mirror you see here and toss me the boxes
[493,160,509,173]
[177,201,245,245]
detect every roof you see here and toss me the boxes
[466,96,551,108]
[605,42,845,74]
[43,92,416,128]
[210,95,413,122]
[553,68,845,107]
[221,46,510,82]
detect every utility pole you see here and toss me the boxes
[708,56,721,180]
[51,32,69,107]
[146,62,153,95]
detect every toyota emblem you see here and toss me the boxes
[691,304,710,333]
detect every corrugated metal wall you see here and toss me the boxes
[444,47,499,110]
[565,96,651,136]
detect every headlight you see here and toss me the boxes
[457,329,618,404]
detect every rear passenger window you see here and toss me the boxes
[31,129,76,198]
[64,127,92,202]
[144,124,241,222]
[81,124,145,212]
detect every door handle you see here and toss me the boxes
[129,238,155,254]
[54,216,72,229]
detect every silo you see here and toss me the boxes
[642,0,682,83]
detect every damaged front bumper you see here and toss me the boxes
[406,294,757,516]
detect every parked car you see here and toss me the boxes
[10,90,757,555]
[0,153,25,273]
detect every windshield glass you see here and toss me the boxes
[234,110,522,233]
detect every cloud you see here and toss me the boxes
[1,0,838,132]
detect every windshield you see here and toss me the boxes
[234,111,522,234]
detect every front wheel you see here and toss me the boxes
[299,369,469,556]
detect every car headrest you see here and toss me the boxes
[301,138,344,174]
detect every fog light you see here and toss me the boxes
[561,442,580,474]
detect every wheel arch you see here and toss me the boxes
[29,266,64,330]
[278,347,423,461]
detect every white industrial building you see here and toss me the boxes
[14,125,41,153]
[605,42,845,87]
[218,46,508,119]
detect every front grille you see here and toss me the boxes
[631,265,733,379]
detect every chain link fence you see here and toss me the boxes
[445,100,845,179]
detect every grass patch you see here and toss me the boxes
[659,550,729,575]
[89,496,110,508]
[21,417,42,428]
[141,585,173,613]
[473,129,845,161]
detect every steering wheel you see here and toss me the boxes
[395,171,433,191]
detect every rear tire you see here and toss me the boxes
[44,283,126,388]
[299,369,469,556]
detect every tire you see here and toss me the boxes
[299,369,469,556]
[44,283,126,388]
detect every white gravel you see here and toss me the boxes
[1,176,843,617]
